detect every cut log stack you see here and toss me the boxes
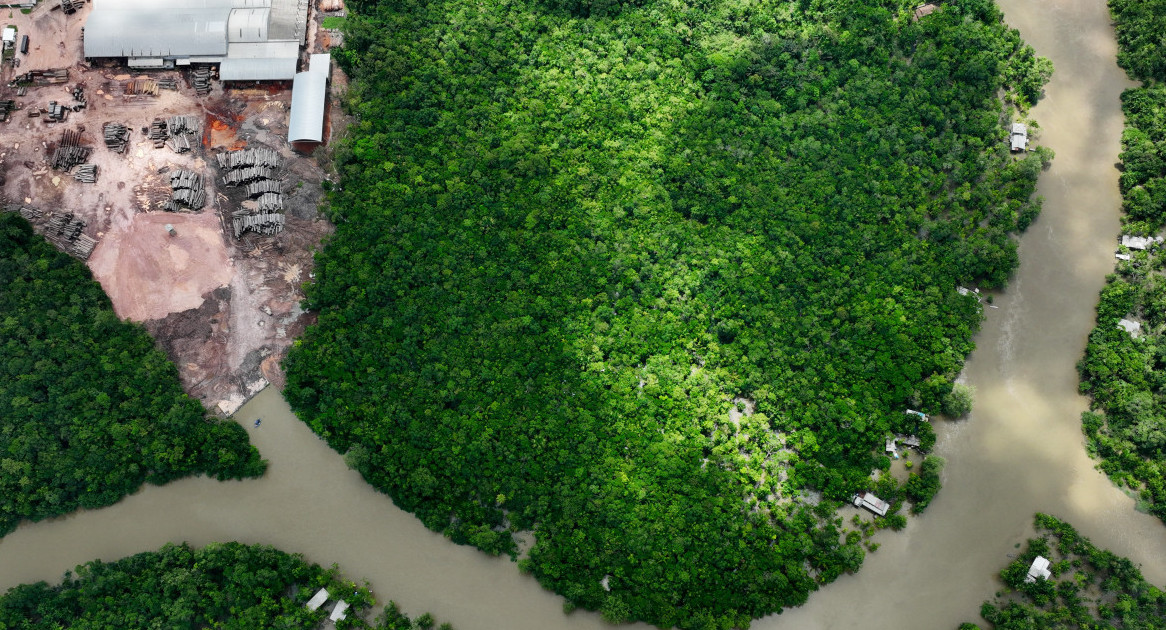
[245,178,282,198]
[157,78,178,91]
[166,115,200,154]
[190,66,213,95]
[43,211,97,259]
[72,163,97,183]
[147,118,168,148]
[70,84,86,111]
[12,68,68,86]
[231,211,284,238]
[123,79,159,96]
[216,145,286,237]
[103,122,130,153]
[50,130,92,171]
[166,168,206,211]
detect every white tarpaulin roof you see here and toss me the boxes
[288,54,330,143]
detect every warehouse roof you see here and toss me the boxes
[219,56,297,81]
[227,7,270,42]
[85,8,230,58]
[288,54,330,144]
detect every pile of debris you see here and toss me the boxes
[190,66,213,95]
[216,146,286,237]
[103,122,130,153]
[167,115,201,153]
[50,130,92,171]
[10,68,68,86]
[166,169,207,211]
[0,100,16,123]
[73,163,97,183]
[59,0,82,14]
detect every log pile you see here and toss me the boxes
[231,211,284,238]
[44,212,97,259]
[214,147,283,171]
[73,163,97,183]
[123,79,158,96]
[217,145,286,237]
[245,178,282,198]
[103,122,130,153]
[190,66,213,95]
[59,0,82,14]
[11,68,68,86]
[50,130,92,171]
[147,118,168,148]
[166,169,206,211]
[157,78,179,91]
[70,84,86,110]
[167,115,200,154]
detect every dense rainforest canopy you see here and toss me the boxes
[0,214,264,538]
[284,0,1051,626]
[0,542,450,630]
[962,514,1166,630]
[1076,0,1166,525]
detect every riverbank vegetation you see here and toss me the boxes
[962,513,1166,629]
[1076,0,1166,524]
[0,214,265,538]
[0,542,451,629]
[284,0,1051,626]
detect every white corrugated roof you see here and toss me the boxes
[228,7,270,42]
[220,56,296,80]
[330,600,350,621]
[227,40,299,59]
[288,53,330,143]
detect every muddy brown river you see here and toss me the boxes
[1,0,1163,628]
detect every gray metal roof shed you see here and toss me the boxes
[220,56,297,81]
[84,8,231,58]
[288,54,330,144]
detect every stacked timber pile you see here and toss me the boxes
[157,78,178,91]
[44,212,97,259]
[123,79,159,96]
[17,206,42,221]
[45,101,69,122]
[73,164,97,183]
[147,118,168,148]
[231,211,284,237]
[50,130,92,171]
[245,179,282,198]
[167,115,200,153]
[0,100,16,122]
[70,84,86,111]
[215,146,283,171]
[190,66,213,95]
[11,69,68,86]
[103,122,130,153]
[59,0,81,14]
[166,169,206,211]
[216,145,286,237]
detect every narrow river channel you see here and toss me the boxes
[0,0,1163,628]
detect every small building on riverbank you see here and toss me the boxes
[853,491,890,517]
[1025,556,1052,583]
[1010,123,1028,152]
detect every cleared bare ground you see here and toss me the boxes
[1,0,345,414]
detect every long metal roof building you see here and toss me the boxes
[288,53,330,145]
[83,0,307,80]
